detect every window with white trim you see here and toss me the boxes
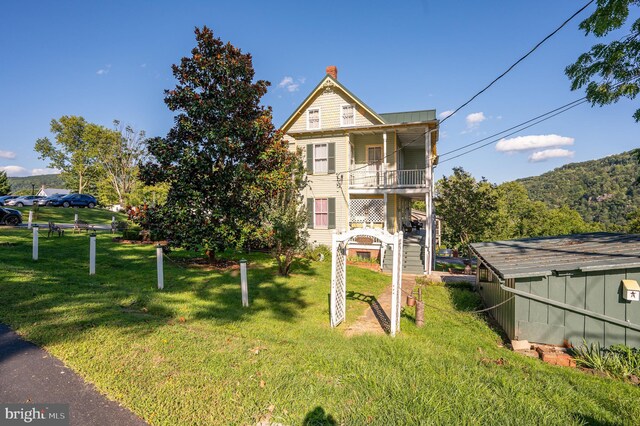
[341,104,355,126]
[314,144,328,174]
[307,108,320,129]
[314,198,328,228]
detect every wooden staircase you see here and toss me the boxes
[382,230,425,274]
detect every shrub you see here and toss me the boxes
[304,244,332,262]
[572,341,640,379]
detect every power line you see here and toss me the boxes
[438,97,586,158]
[438,99,589,164]
[440,0,595,124]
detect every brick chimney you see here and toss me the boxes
[326,65,338,80]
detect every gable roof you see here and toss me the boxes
[280,74,386,132]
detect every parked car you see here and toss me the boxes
[0,195,18,206]
[0,207,22,226]
[49,193,98,208]
[38,194,68,206]
[5,195,45,207]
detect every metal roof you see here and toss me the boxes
[379,110,436,124]
[470,233,640,279]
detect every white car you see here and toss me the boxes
[5,195,45,207]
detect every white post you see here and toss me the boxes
[28,211,33,229]
[383,193,388,232]
[240,259,248,307]
[32,225,39,261]
[156,245,164,290]
[89,233,96,275]
[383,131,388,186]
[330,232,338,327]
[390,231,400,337]
[112,216,115,223]
[74,213,78,223]
[426,129,432,274]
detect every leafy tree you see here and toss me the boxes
[265,147,308,276]
[140,27,298,262]
[95,121,147,206]
[34,116,108,193]
[566,0,640,121]
[435,167,498,252]
[628,209,640,233]
[0,171,10,195]
[492,181,532,240]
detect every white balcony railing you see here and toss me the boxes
[349,168,426,189]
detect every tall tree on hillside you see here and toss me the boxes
[0,171,10,195]
[435,167,498,253]
[140,26,299,262]
[34,116,111,193]
[566,0,640,121]
[95,121,147,206]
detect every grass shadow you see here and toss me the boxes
[346,290,390,334]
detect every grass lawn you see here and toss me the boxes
[13,206,127,224]
[1,228,639,425]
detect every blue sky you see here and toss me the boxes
[1,0,638,183]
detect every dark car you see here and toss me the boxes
[50,193,98,208]
[38,194,68,206]
[0,207,22,226]
[0,195,18,206]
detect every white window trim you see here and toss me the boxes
[307,107,321,130]
[340,103,356,127]
[313,143,329,174]
[314,198,329,229]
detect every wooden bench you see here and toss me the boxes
[47,221,63,238]
[73,220,95,234]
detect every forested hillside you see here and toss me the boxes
[7,174,66,194]
[517,150,640,230]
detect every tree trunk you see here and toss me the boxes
[206,249,216,264]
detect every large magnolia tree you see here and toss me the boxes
[140,27,303,261]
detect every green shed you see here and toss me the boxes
[470,233,640,348]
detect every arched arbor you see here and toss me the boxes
[330,228,404,336]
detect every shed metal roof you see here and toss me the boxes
[379,110,436,124]
[470,233,640,279]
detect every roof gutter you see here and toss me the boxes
[499,283,640,333]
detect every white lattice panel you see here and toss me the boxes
[350,199,384,223]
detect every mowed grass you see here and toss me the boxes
[1,229,639,425]
[13,206,126,224]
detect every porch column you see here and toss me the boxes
[383,131,387,186]
[383,193,388,232]
[425,129,433,275]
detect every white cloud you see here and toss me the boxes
[466,112,486,127]
[0,165,28,176]
[277,76,304,92]
[0,150,16,159]
[31,168,61,176]
[96,64,111,75]
[438,110,454,119]
[496,134,574,153]
[528,149,575,162]
[140,63,147,68]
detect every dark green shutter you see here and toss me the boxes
[306,144,314,174]
[328,198,336,229]
[307,198,314,229]
[328,142,335,174]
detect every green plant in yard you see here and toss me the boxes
[304,244,331,262]
[573,341,640,379]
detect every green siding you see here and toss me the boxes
[499,268,640,347]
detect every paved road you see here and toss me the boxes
[0,324,147,425]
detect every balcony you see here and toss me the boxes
[349,168,426,190]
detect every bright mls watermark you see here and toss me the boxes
[1,404,69,425]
